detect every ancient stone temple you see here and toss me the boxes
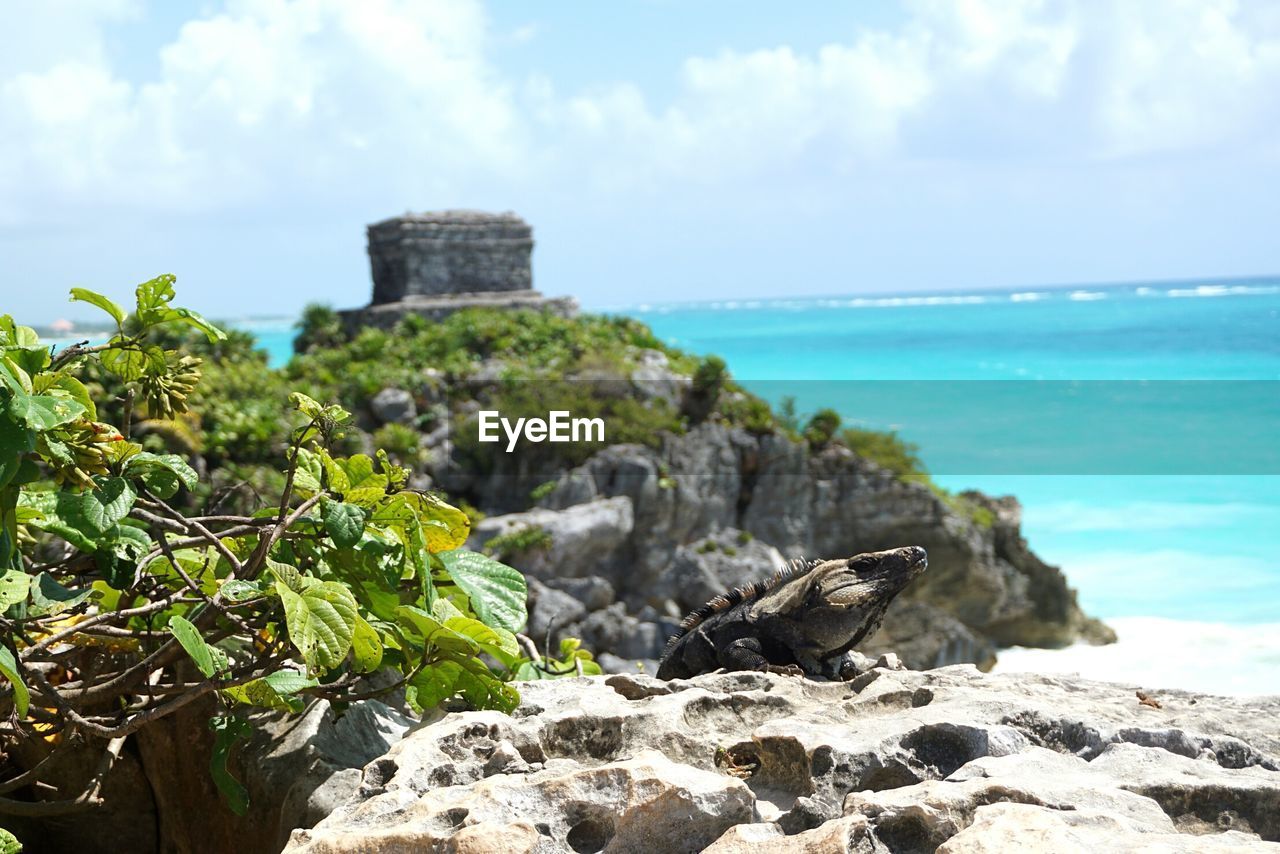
[339,211,577,331]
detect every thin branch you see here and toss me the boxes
[24,591,193,655]
[154,530,257,638]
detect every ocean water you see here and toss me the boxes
[244,278,1280,694]
[619,279,1280,696]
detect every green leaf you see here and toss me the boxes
[407,658,519,714]
[445,616,519,660]
[155,306,226,342]
[94,522,151,590]
[124,452,198,499]
[222,669,317,713]
[219,579,266,603]
[0,357,32,394]
[69,287,126,326]
[324,500,366,548]
[94,550,131,591]
[267,558,303,592]
[0,826,22,854]
[319,451,350,494]
[104,521,151,559]
[277,579,358,672]
[351,614,383,673]
[289,392,325,419]
[0,570,30,609]
[27,572,92,617]
[0,413,34,490]
[135,274,177,320]
[394,605,478,656]
[262,669,318,696]
[34,373,97,421]
[439,550,528,634]
[81,477,137,534]
[291,447,323,496]
[169,615,222,678]
[0,317,48,376]
[20,490,99,552]
[338,455,388,507]
[7,394,84,431]
[0,645,29,718]
[209,715,252,816]
[100,342,166,381]
[402,492,470,553]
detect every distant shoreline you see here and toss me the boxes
[32,316,296,341]
[600,273,1280,313]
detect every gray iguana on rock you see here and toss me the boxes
[656,546,927,680]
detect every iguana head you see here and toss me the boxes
[813,546,927,609]
[757,546,927,655]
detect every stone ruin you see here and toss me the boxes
[338,211,577,331]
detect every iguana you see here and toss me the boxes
[656,546,927,680]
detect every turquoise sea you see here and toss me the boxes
[246,277,1280,693]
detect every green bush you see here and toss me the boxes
[372,422,422,465]
[803,408,843,449]
[294,303,347,354]
[841,426,924,476]
[0,279,597,820]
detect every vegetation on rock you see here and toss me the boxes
[0,279,596,826]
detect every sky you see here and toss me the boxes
[2,0,1280,322]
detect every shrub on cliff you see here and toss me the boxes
[841,426,923,476]
[804,408,843,448]
[0,280,593,825]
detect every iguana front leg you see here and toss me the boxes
[720,637,803,676]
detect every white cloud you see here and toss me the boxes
[551,0,1280,183]
[0,0,524,221]
[2,0,1279,221]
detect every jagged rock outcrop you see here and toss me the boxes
[285,667,1280,852]
[462,422,1110,673]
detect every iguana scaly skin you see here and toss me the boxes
[656,546,927,680]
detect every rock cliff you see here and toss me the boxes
[463,422,1113,673]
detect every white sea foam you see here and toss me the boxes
[840,295,989,308]
[1024,500,1272,533]
[613,282,1279,313]
[992,617,1280,696]
[1166,284,1280,298]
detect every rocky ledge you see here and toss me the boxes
[286,665,1279,852]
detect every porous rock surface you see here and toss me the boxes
[286,666,1280,852]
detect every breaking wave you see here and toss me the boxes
[992,616,1280,696]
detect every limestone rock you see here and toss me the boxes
[630,349,690,410]
[368,387,416,426]
[288,748,753,853]
[938,802,1276,852]
[466,496,634,582]
[659,528,786,613]
[525,422,1108,669]
[285,667,1280,853]
[860,601,998,671]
